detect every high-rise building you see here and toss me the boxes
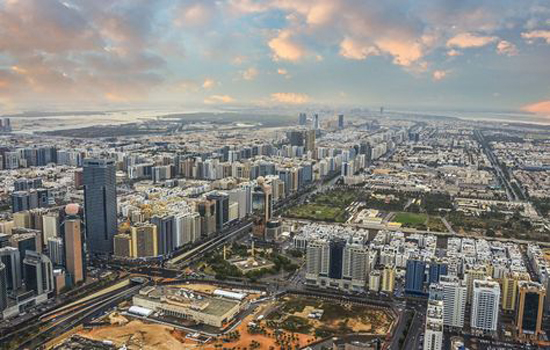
[13,211,32,228]
[405,257,426,295]
[53,268,66,295]
[42,212,60,244]
[501,271,530,312]
[368,270,381,292]
[174,213,200,248]
[197,199,217,237]
[287,131,305,147]
[23,251,54,295]
[313,114,320,130]
[328,239,346,280]
[0,247,22,291]
[47,237,64,266]
[381,266,396,293]
[151,215,175,256]
[342,243,369,291]
[471,279,500,332]
[515,281,546,339]
[0,262,8,313]
[64,206,84,285]
[424,300,444,350]
[465,267,488,303]
[338,114,344,129]
[10,232,36,266]
[298,113,307,126]
[304,130,316,156]
[83,158,117,255]
[428,258,448,285]
[114,234,132,258]
[206,192,229,232]
[429,275,467,328]
[306,238,369,292]
[130,224,158,258]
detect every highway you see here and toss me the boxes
[166,220,253,268]
[474,130,520,201]
[18,283,144,349]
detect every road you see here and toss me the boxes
[474,130,519,201]
[18,283,145,349]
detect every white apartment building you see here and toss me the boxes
[471,279,500,332]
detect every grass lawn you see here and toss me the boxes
[286,204,347,222]
[394,212,427,225]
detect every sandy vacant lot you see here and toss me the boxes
[79,320,198,350]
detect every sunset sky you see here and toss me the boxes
[0,0,549,115]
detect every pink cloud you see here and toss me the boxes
[241,67,259,80]
[271,92,309,104]
[522,100,550,115]
[339,38,379,60]
[447,32,498,48]
[432,70,449,81]
[268,30,306,61]
[204,94,235,104]
[174,2,215,27]
[496,40,518,56]
[521,30,550,44]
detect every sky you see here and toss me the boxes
[0,0,550,116]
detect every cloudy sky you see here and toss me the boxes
[0,0,549,115]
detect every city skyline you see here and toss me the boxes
[0,0,549,117]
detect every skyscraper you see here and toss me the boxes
[429,275,467,328]
[83,158,117,255]
[338,114,344,129]
[47,237,64,266]
[0,262,8,313]
[287,130,305,147]
[0,247,22,291]
[405,257,426,295]
[298,112,307,126]
[304,130,316,156]
[313,114,320,130]
[328,239,346,280]
[515,281,546,339]
[151,215,175,256]
[206,192,229,232]
[63,204,84,285]
[471,279,500,332]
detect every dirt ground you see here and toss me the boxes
[205,313,317,350]
[78,320,198,350]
